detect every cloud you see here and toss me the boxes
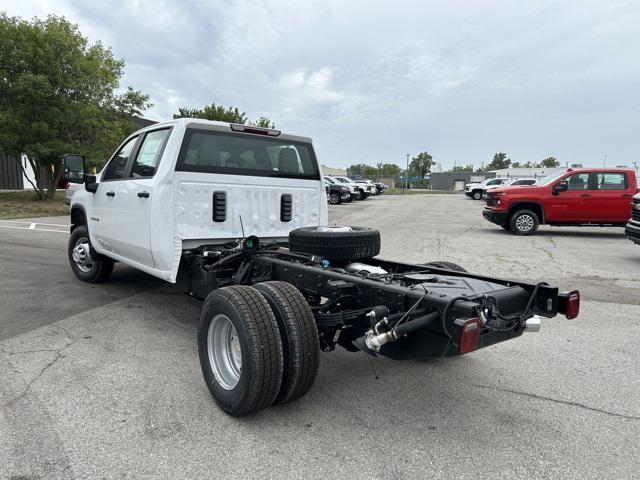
[3,0,640,168]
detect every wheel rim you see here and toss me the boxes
[72,237,94,272]
[330,193,339,204]
[207,314,242,390]
[515,214,534,232]
[473,192,481,199]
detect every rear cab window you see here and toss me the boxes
[596,172,627,190]
[175,129,320,180]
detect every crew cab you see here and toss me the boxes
[64,118,579,416]
[465,178,509,200]
[625,193,640,246]
[483,168,638,235]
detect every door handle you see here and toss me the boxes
[137,191,150,198]
[106,191,115,197]
[580,194,591,198]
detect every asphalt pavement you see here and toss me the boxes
[1,196,639,479]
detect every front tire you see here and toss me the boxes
[254,282,320,404]
[510,209,539,235]
[329,192,341,205]
[198,286,284,416]
[472,190,482,200]
[68,226,114,283]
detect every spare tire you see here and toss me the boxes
[289,226,381,261]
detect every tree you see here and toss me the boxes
[450,164,474,172]
[486,153,511,171]
[0,14,151,200]
[378,163,402,177]
[347,163,378,178]
[173,104,275,128]
[409,152,434,179]
[511,162,521,168]
[540,156,560,168]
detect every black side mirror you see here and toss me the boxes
[553,181,568,195]
[84,174,98,193]
[62,154,86,184]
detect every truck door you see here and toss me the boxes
[590,171,633,223]
[112,128,171,268]
[548,172,593,222]
[90,135,139,253]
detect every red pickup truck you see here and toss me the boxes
[483,168,639,235]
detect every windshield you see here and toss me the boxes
[335,177,351,184]
[536,171,568,185]
[176,128,320,180]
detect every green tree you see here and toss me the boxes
[450,164,474,172]
[347,163,378,178]
[0,14,151,200]
[409,152,433,179]
[173,103,275,128]
[486,152,511,171]
[378,163,402,177]
[511,162,521,168]
[540,156,560,168]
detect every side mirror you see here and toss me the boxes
[84,174,98,193]
[62,154,86,184]
[553,181,568,195]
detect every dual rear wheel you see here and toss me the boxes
[197,282,320,416]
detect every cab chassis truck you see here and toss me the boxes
[65,119,580,416]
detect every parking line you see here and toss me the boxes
[0,220,69,228]
[0,224,69,234]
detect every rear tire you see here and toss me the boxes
[510,209,539,235]
[254,282,320,404]
[289,226,381,261]
[423,261,467,272]
[329,192,341,205]
[198,286,284,416]
[68,226,114,283]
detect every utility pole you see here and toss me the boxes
[405,153,410,191]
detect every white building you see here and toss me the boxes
[489,167,567,179]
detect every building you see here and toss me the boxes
[321,165,347,176]
[430,171,495,191]
[489,167,566,179]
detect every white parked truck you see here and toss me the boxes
[65,118,579,416]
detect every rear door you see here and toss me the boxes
[590,171,633,223]
[112,128,172,267]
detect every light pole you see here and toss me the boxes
[405,153,410,191]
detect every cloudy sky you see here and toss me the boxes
[5,0,640,169]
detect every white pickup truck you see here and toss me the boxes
[65,118,579,416]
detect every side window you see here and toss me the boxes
[596,172,626,190]
[565,173,590,190]
[131,129,170,178]
[103,136,138,181]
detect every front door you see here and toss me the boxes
[547,172,593,222]
[90,135,139,253]
[111,128,171,268]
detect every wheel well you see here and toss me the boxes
[509,202,544,223]
[71,207,86,232]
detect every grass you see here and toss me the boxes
[384,188,461,195]
[0,190,68,220]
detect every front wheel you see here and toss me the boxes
[329,192,341,205]
[510,209,539,235]
[68,226,114,283]
[198,286,284,416]
[472,190,483,200]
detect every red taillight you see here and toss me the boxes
[455,317,481,354]
[565,290,580,319]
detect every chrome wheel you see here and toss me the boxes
[207,314,242,390]
[71,237,94,273]
[515,214,535,232]
[329,193,340,205]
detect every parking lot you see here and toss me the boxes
[1,194,639,479]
